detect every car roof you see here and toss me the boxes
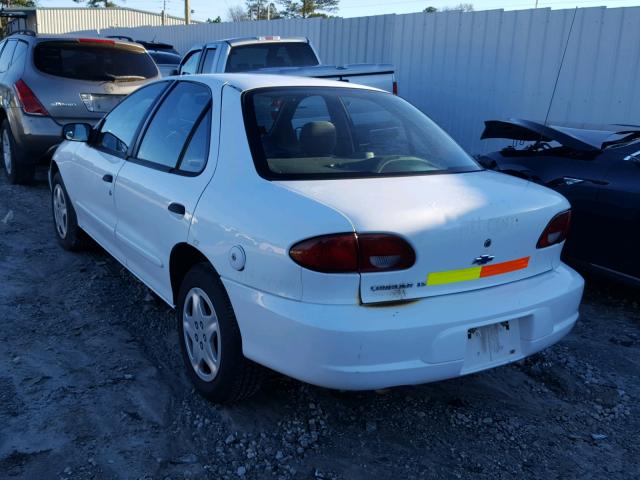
[177,73,383,93]
[187,36,309,52]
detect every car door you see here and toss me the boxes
[67,81,169,258]
[523,155,610,266]
[113,80,218,302]
[587,153,640,279]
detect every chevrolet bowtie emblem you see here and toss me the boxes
[472,254,495,265]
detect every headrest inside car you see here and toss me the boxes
[300,121,337,157]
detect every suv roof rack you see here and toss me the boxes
[10,29,36,37]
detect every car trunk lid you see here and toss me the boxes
[277,171,570,303]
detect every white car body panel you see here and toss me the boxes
[279,171,570,303]
[189,84,360,303]
[52,74,584,391]
[58,142,128,263]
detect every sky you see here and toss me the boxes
[36,0,640,23]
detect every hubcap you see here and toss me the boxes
[52,184,68,239]
[183,288,221,382]
[2,130,11,175]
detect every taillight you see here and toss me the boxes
[78,38,115,46]
[14,80,48,116]
[537,210,571,248]
[289,233,415,273]
[392,80,398,96]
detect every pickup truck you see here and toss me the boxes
[177,36,397,94]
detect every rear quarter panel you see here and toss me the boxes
[189,86,358,302]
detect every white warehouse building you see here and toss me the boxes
[1,7,188,36]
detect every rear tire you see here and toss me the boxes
[51,172,86,251]
[177,263,264,403]
[1,119,34,185]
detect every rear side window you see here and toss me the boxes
[225,42,319,72]
[0,41,17,73]
[10,41,29,70]
[97,82,168,156]
[136,82,211,170]
[179,110,211,173]
[201,48,218,73]
[34,41,158,81]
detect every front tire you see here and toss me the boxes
[177,263,263,403]
[1,119,34,184]
[51,172,85,251]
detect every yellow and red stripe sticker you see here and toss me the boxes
[426,257,530,286]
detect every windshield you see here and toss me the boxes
[243,87,481,180]
[226,42,319,72]
[34,41,158,81]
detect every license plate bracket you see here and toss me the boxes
[463,319,521,372]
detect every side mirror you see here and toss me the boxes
[62,123,92,142]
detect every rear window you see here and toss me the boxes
[243,87,481,180]
[225,42,318,72]
[34,41,158,81]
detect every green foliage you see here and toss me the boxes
[1,0,37,6]
[423,6,438,13]
[207,16,222,23]
[72,0,118,7]
[277,0,339,19]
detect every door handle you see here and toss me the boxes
[168,202,186,215]
[102,174,113,183]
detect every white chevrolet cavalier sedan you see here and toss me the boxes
[50,74,584,402]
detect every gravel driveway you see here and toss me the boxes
[1,172,638,480]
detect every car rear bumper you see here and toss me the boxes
[8,107,63,164]
[223,263,584,390]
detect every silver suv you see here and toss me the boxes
[0,32,160,184]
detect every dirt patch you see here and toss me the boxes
[1,172,639,479]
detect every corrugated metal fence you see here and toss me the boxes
[74,7,640,154]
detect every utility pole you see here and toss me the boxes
[185,0,191,25]
[162,0,166,25]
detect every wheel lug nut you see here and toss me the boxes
[200,342,203,350]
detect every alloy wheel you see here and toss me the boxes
[53,184,68,239]
[2,129,11,175]
[183,287,222,382]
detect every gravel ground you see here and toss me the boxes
[1,172,639,480]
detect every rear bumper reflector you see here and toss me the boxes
[427,257,530,286]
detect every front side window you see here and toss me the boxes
[34,41,158,81]
[97,82,168,156]
[180,50,201,75]
[136,82,211,170]
[243,87,481,179]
